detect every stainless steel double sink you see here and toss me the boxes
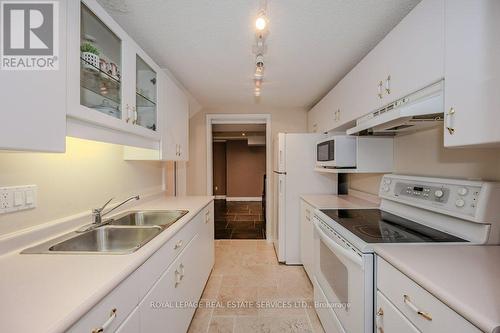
[22,210,188,255]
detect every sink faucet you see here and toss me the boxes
[92,195,140,225]
[77,195,140,232]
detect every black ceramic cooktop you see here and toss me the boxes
[319,209,467,243]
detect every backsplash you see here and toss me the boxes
[0,137,169,236]
[349,127,500,195]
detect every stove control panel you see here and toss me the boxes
[379,175,484,219]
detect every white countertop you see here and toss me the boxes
[0,195,213,333]
[374,244,500,333]
[301,190,380,210]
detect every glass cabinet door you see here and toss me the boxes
[80,3,122,119]
[135,56,157,131]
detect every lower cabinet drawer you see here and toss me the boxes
[377,257,481,333]
[376,291,420,333]
[68,270,140,333]
[137,211,200,299]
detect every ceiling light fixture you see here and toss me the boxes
[255,13,267,31]
[252,0,269,98]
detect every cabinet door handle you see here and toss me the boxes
[445,108,455,135]
[174,240,183,249]
[132,107,138,125]
[92,308,117,333]
[125,104,131,123]
[403,294,432,321]
[205,211,210,223]
[378,81,384,99]
[385,75,391,95]
[376,308,384,333]
[178,145,182,157]
[175,269,182,287]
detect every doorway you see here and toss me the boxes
[206,114,272,240]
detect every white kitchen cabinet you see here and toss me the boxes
[377,0,444,105]
[69,201,215,333]
[307,105,322,133]
[0,0,67,152]
[308,0,445,134]
[300,200,315,279]
[161,71,190,161]
[140,234,206,333]
[124,71,190,161]
[376,257,481,333]
[67,0,161,149]
[200,203,215,272]
[444,0,500,147]
[376,291,421,333]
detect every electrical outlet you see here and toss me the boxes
[0,190,12,210]
[0,185,37,214]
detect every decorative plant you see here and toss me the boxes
[80,42,100,55]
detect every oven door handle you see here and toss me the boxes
[314,219,363,268]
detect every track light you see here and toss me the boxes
[255,14,267,31]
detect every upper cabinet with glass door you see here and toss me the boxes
[80,3,122,120]
[67,0,160,149]
[135,56,158,131]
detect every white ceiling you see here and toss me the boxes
[99,0,421,109]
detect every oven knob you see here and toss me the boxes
[434,190,444,198]
[382,185,390,192]
[457,187,468,196]
[455,199,465,208]
[384,178,392,185]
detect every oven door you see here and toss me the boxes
[313,217,372,333]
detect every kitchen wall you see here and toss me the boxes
[349,127,500,195]
[187,105,308,195]
[0,137,171,236]
[226,140,266,198]
[213,142,227,196]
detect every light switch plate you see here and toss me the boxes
[0,185,37,214]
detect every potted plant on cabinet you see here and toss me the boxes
[80,42,100,71]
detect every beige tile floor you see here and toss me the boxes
[188,240,325,333]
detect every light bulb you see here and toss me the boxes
[255,15,267,31]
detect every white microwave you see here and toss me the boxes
[316,135,357,168]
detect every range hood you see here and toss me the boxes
[347,80,444,136]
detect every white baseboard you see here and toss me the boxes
[226,197,263,202]
[214,195,227,200]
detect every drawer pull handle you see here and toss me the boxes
[174,240,183,249]
[403,295,432,321]
[92,308,117,333]
[375,307,384,333]
[174,264,185,288]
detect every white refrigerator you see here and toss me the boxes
[272,133,337,264]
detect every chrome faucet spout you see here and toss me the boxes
[92,195,140,225]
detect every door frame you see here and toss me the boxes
[206,114,272,241]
